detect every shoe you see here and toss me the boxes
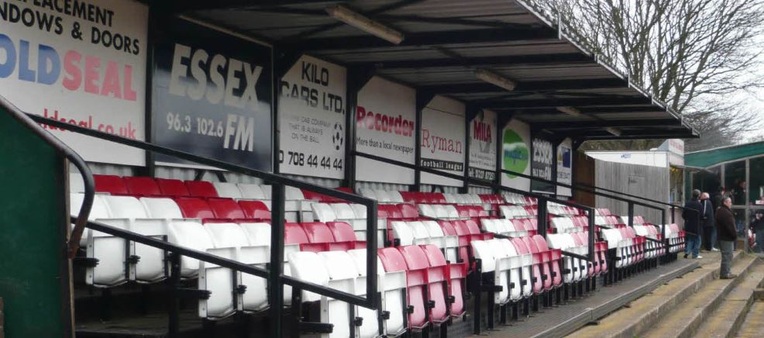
[712,248,720,252]
[684,254,688,259]
[720,274,738,279]
[694,256,703,259]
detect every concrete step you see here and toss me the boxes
[638,254,758,338]
[735,299,764,338]
[695,261,764,338]
[565,252,746,338]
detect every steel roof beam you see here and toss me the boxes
[536,118,681,129]
[287,26,558,51]
[417,78,628,94]
[481,96,653,109]
[353,53,593,69]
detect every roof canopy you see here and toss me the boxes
[161,0,699,142]
[685,141,764,168]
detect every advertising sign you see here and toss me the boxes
[531,137,554,194]
[501,119,530,191]
[152,19,272,170]
[421,96,465,186]
[279,55,346,178]
[468,109,497,182]
[355,77,415,184]
[557,138,572,196]
[0,0,148,165]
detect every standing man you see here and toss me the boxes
[750,210,764,253]
[683,189,703,259]
[701,192,717,251]
[715,197,738,279]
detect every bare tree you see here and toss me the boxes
[531,0,764,150]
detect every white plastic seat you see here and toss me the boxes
[422,220,458,262]
[288,251,330,305]
[312,203,338,222]
[443,205,459,220]
[418,204,437,218]
[140,197,184,219]
[375,190,392,203]
[390,221,414,246]
[432,205,450,219]
[358,188,377,200]
[318,251,368,338]
[408,221,431,245]
[213,182,243,199]
[198,247,238,319]
[348,249,406,337]
[237,183,266,200]
[167,221,215,278]
[239,222,294,307]
[386,190,404,204]
[69,172,86,193]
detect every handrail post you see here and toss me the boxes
[537,196,548,237]
[627,202,634,227]
[670,205,676,223]
[587,209,596,262]
[269,183,286,337]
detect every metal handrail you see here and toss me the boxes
[0,96,95,258]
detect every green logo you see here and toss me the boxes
[503,128,529,178]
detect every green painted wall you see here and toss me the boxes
[0,110,71,337]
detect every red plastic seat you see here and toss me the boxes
[327,221,366,248]
[378,247,428,331]
[398,245,449,326]
[511,238,543,294]
[94,174,128,195]
[533,234,562,288]
[174,197,215,219]
[399,203,420,219]
[524,237,552,291]
[284,223,328,252]
[156,178,190,197]
[378,204,403,219]
[421,244,467,318]
[207,198,246,220]
[123,176,162,196]
[302,222,355,251]
[185,180,219,198]
[238,200,271,221]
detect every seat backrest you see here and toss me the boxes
[391,221,415,246]
[387,190,405,203]
[237,183,266,200]
[284,222,310,245]
[285,186,304,200]
[174,197,215,219]
[155,178,190,197]
[358,188,377,200]
[239,222,271,247]
[70,193,112,219]
[408,221,431,241]
[185,180,219,198]
[312,203,338,222]
[532,234,550,251]
[470,240,496,272]
[207,198,246,219]
[205,222,250,248]
[399,203,419,219]
[123,176,162,196]
[438,221,457,236]
[301,222,336,244]
[397,245,430,270]
[377,247,408,273]
[329,203,355,220]
[464,220,482,234]
[510,238,529,254]
[167,220,215,277]
[422,221,445,238]
[94,174,128,195]
[420,244,447,267]
[213,182,243,199]
[102,195,149,218]
[418,204,436,218]
[350,204,368,219]
[238,200,271,220]
[287,251,330,302]
[140,197,184,218]
[327,222,358,242]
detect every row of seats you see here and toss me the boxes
[550,216,589,234]
[479,218,537,238]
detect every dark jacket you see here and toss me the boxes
[682,199,703,235]
[715,205,737,241]
[700,199,714,228]
[751,214,764,232]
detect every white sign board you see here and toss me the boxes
[421,96,465,186]
[557,138,573,196]
[0,0,148,165]
[355,77,415,184]
[468,109,497,182]
[279,55,346,178]
[501,119,531,191]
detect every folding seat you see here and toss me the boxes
[390,221,415,246]
[358,188,378,201]
[207,198,247,221]
[420,220,458,262]
[443,193,458,205]
[284,222,329,252]
[303,222,357,251]
[285,186,313,221]
[71,194,127,287]
[317,251,378,338]
[433,205,452,219]
[213,182,243,199]
[430,193,447,204]
[533,235,563,289]
[523,237,553,292]
[101,195,168,284]
[601,228,626,268]
[155,178,190,197]
[201,222,252,318]
[408,221,433,246]
[387,190,405,204]
[570,232,592,278]
[494,218,515,237]
[167,220,215,278]
[237,183,266,200]
[375,190,394,204]
[399,203,420,220]
[398,245,450,327]
[418,204,437,219]
[311,203,338,223]
[329,203,357,228]
[511,219,529,237]
[489,239,526,302]
[286,251,333,330]
[140,197,183,219]
[510,238,543,295]
[174,197,215,219]
[347,249,407,337]
[94,174,129,195]
[455,206,471,219]
[480,219,500,234]
[378,247,428,332]
[183,180,219,198]
[326,222,366,248]
[123,176,162,197]
[547,234,576,283]
[238,222,288,311]
[238,200,271,221]
[421,244,467,318]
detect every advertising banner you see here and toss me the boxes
[152,19,272,171]
[278,55,346,178]
[0,0,148,165]
[531,136,554,194]
[501,119,530,191]
[468,109,497,182]
[421,96,465,186]
[355,77,415,184]
[557,138,573,196]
